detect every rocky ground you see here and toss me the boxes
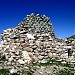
[0,13,75,75]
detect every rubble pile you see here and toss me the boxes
[0,13,75,74]
[64,36,75,63]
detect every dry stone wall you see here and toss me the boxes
[0,13,75,74]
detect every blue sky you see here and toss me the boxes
[0,0,74,39]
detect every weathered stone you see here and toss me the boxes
[53,53,57,58]
[26,33,35,39]
[40,52,45,56]
[56,59,62,62]
[22,51,32,62]
[20,43,27,47]
[61,61,66,64]
[18,59,25,64]
[48,52,52,58]
[10,68,17,74]
[44,56,48,59]
[23,47,33,52]
[38,55,44,60]
[32,45,37,49]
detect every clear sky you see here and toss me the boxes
[0,0,74,39]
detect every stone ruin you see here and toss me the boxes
[0,13,75,74]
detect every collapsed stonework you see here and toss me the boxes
[0,13,75,74]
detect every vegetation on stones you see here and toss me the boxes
[0,59,74,75]
[56,69,74,75]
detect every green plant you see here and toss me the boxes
[0,69,9,75]
[56,69,74,75]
